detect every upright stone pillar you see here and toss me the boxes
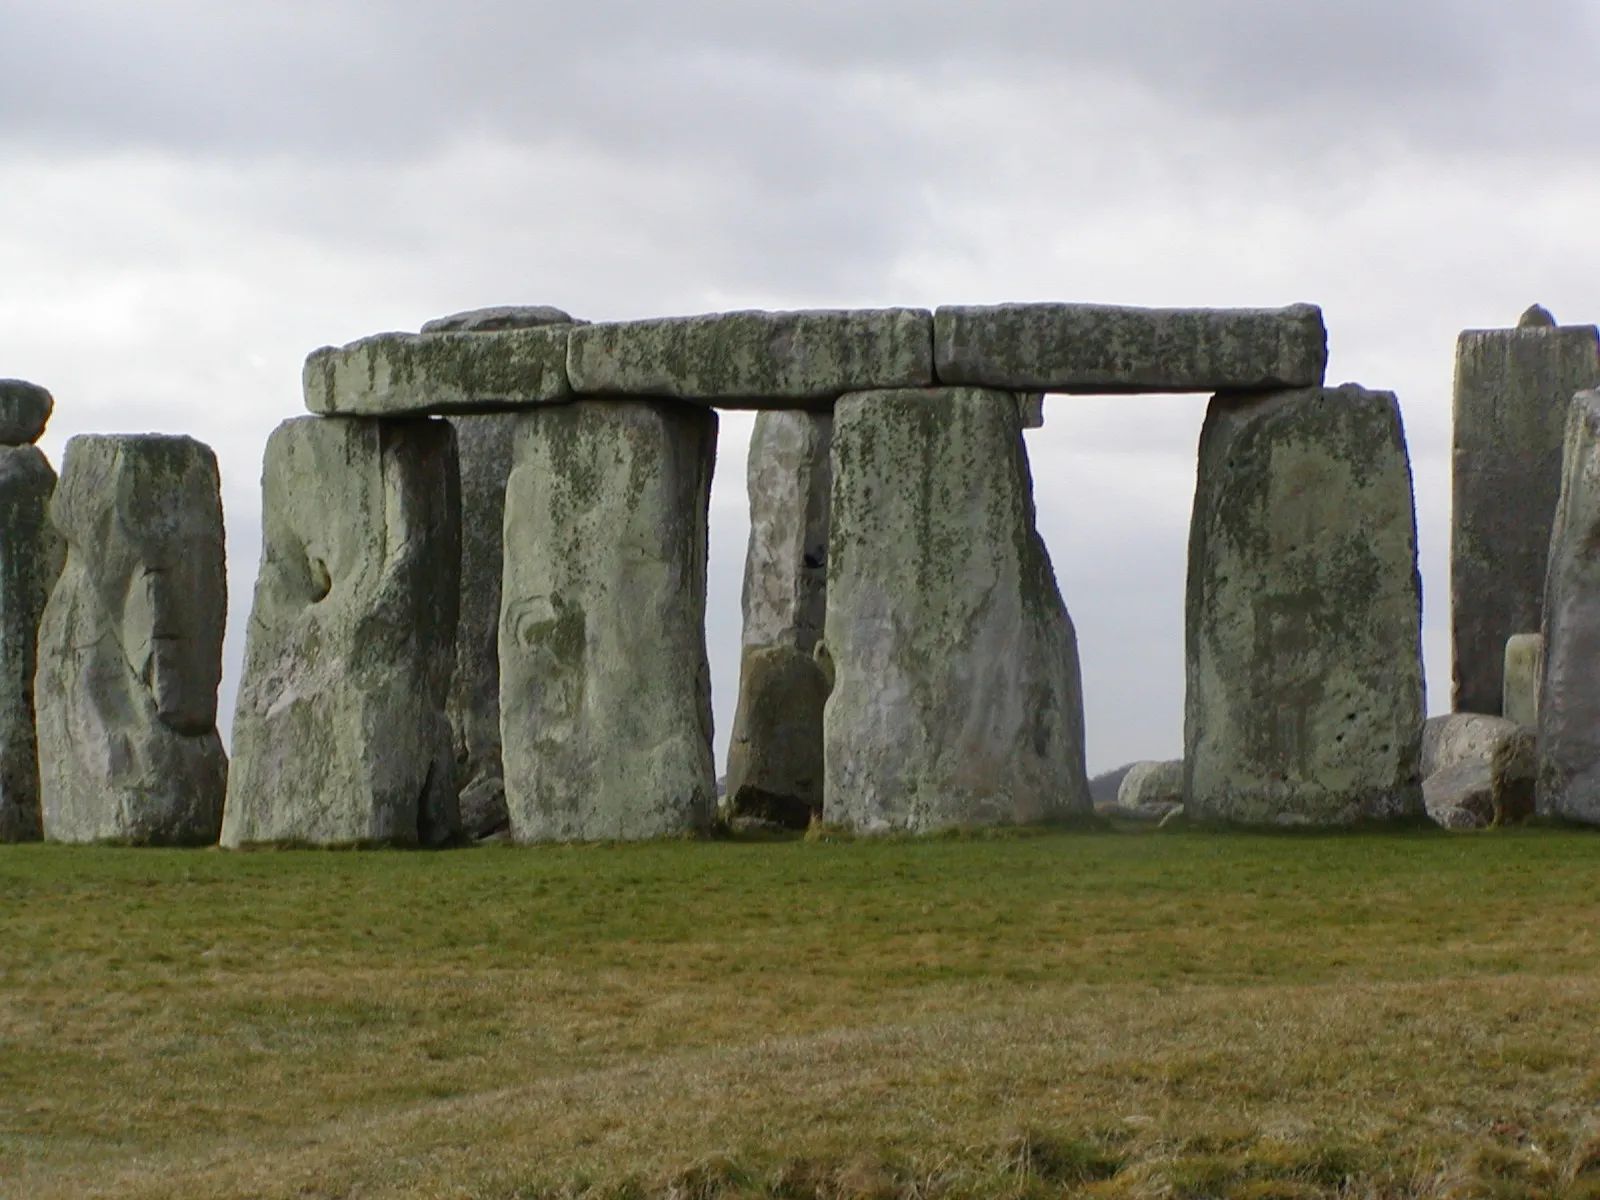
[726,411,832,827]
[822,387,1090,832]
[1452,306,1600,713]
[1185,385,1424,825]
[1503,633,1543,729]
[499,401,717,841]
[0,381,61,841]
[221,417,460,847]
[1538,391,1600,823]
[37,435,228,844]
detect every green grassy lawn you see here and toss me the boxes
[4,828,1600,1199]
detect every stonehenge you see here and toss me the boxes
[36,435,229,844]
[1420,714,1535,830]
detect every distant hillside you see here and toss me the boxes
[1088,763,1137,806]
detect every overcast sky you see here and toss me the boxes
[4,1,1599,774]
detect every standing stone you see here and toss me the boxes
[823,387,1090,832]
[726,412,832,827]
[37,436,228,844]
[1503,633,1543,728]
[1538,390,1600,823]
[1186,385,1424,826]
[499,401,716,841]
[1452,307,1600,713]
[221,417,460,847]
[0,448,62,840]
[0,379,55,446]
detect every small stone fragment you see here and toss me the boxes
[37,436,228,844]
[0,380,53,446]
[1502,633,1543,728]
[421,305,578,333]
[1518,304,1557,329]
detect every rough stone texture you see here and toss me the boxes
[0,380,53,445]
[303,326,572,416]
[221,417,460,847]
[421,306,578,333]
[1117,760,1184,810]
[1419,713,1535,829]
[934,303,1327,394]
[823,386,1091,832]
[500,401,717,841]
[1185,385,1424,826]
[1503,633,1543,728]
[726,413,832,827]
[1538,390,1600,824]
[37,436,228,844]
[1452,310,1600,713]
[1016,392,1045,429]
[567,309,933,407]
[0,448,62,840]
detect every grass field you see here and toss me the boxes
[4,827,1600,1199]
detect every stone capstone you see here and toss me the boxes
[822,386,1091,831]
[566,309,934,407]
[1503,633,1543,729]
[499,401,717,841]
[0,448,62,841]
[1185,385,1424,826]
[36,435,228,844]
[933,303,1327,394]
[1452,310,1600,713]
[0,380,54,446]
[726,413,833,827]
[1419,713,1535,829]
[421,305,579,333]
[1116,760,1184,819]
[303,326,572,417]
[221,417,460,847]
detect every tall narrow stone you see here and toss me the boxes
[1452,307,1600,713]
[1503,633,1543,729]
[726,411,832,827]
[221,417,460,847]
[1185,385,1424,826]
[1538,391,1600,823]
[822,386,1090,832]
[37,436,228,844]
[499,401,716,841]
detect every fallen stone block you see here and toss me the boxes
[1420,712,1535,828]
[1117,760,1184,811]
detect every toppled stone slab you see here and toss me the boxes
[823,386,1091,832]
[221,417,460,847]
[1186,385,1424,826]
[1117,760,1184,813]
[0,380,53,445]
[421,305,579,333]
[1420,713,1535,828]
[1503,633,1543,728]
[726,412,832,828]
[303,326,572,416]
[566,309,934,406]
[37,436,228,844]
[934,303,1327,394]
[1452,308,1600,713]
[0,448,61,841]
[1539,390,1600,824]
[500,401,717,841]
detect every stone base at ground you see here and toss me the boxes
[1420,713,1535,829]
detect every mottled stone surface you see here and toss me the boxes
[823,386,1090,832]
[726,412,832,827]
[567,309,933,406]
[1185,385,1424,826]
[0,379,53,445]
[421,306,577,333]
[1117,760,1184,810]
[37,436,227,844]
[934,303,1327,394]
[222,417,460,847]
[1503,633,1543,728]
[1452,310,1600,713]
[499,401,716,841]
[1538,390,1600,824]
[0,448,61,841]
[303,326,572,416]
[1420,713,1535,829]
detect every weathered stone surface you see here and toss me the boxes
[500,401,716,841]
[823,386,1091,831]
[1419,713,1535,828]
[1185,385,1424,826]
[0,380,53,445]
[0,448,61,841]
[1117,760,1184,810]
[1538,390,1600,824]
[1503,633,1543,728]
[221,417,460,847]
[303,326,572,416]
[1452,310,1600,713]
[567,309,933,406]
[37,436,227,844]
[421,305,578,333]
[934,303,1327,394]
[726,412,831,827]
